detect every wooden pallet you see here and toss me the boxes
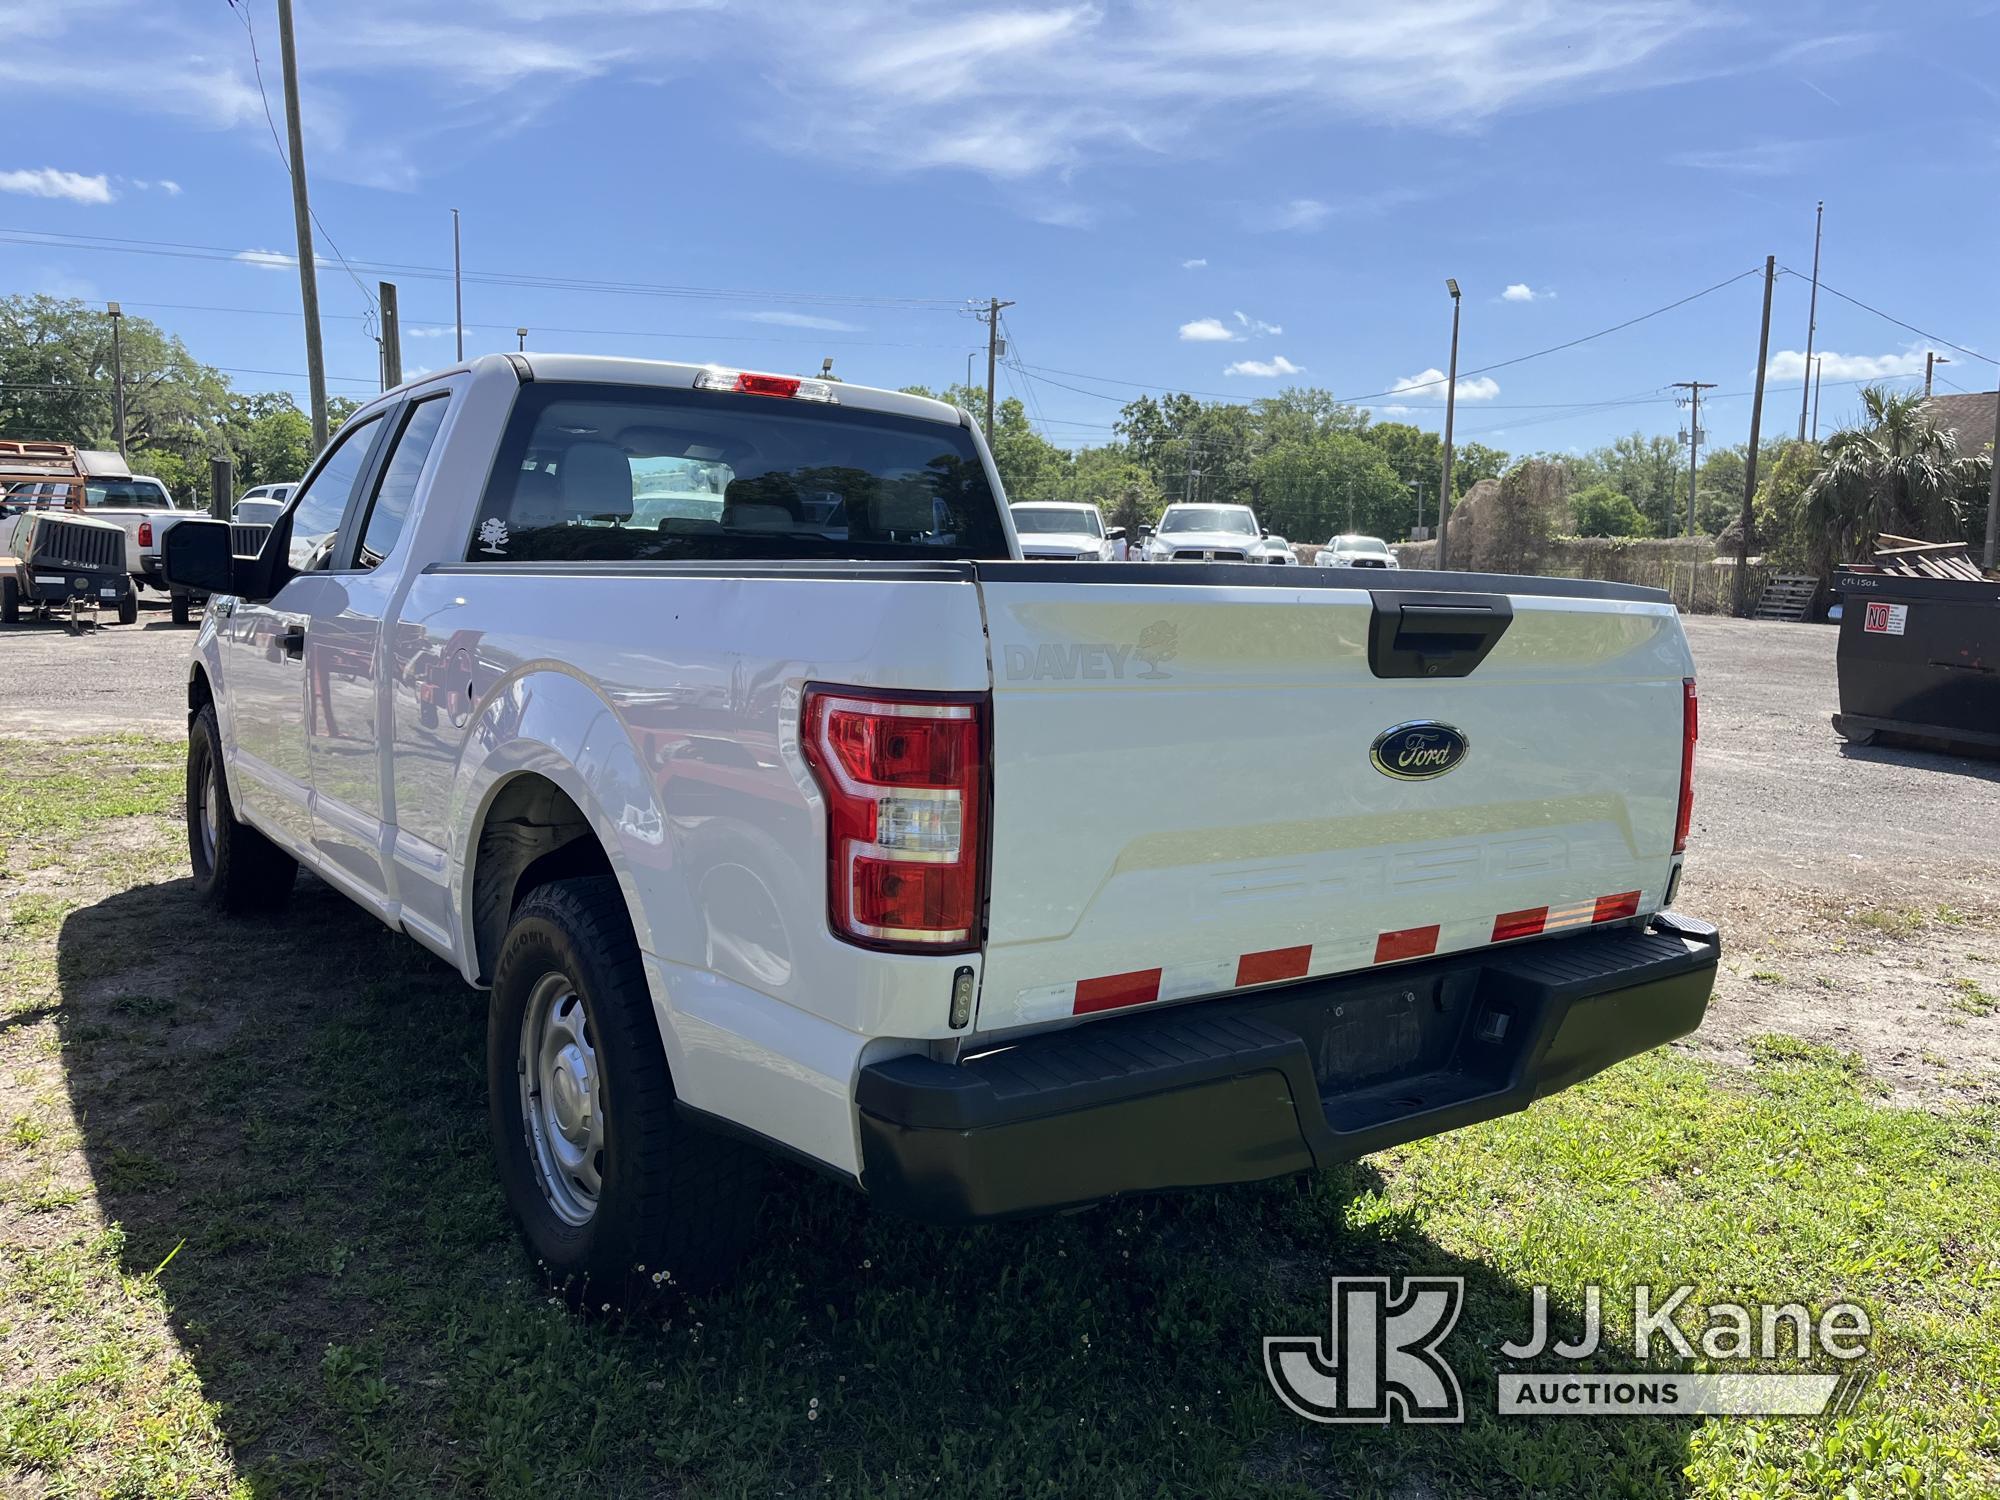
[1752,573,1817,621]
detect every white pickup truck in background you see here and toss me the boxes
[164,353,1716,1300]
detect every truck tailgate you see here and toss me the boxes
[971,566,1693,1035]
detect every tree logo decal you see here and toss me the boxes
[1135,620,1179,679]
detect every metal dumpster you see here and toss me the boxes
[1831,568,2000,753]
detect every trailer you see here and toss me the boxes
[0,440,138,630]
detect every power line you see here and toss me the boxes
[1780,268,1997,367]
[1012,266,1765,408]
[0,227,972,310]
[228,0,377,321]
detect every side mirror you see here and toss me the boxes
[163,518,275,601]
[1260,527,1270,538]
[1139,524,1155,537]
[1105,526,1126,541]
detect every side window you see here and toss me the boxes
[353,396,449,570]
[285,415,382,572]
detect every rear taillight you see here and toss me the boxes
[802,688,986,952]
[693,366,837,403]
[138,521,153,546]
[1673,677,1697,854]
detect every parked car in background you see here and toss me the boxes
[233,497,288,528]
[1009,500,1114,560]
[1141,502,1278,562]
[1255,532,1301,565]
[238,482,297,506]
[71,469,211,622]
[165,352,1716,1299]
[1315,533,1400,569]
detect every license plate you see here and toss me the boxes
[100,588,120,599]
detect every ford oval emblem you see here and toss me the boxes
[1370,721,1470,780]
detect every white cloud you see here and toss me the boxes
[235,248,297,271]
[1671,140,1815,176]
[0,0,1715,193]
[405,325,457,338]
[1391,367,1500,400]
[1225,355,1304,378]
[1180,317,1240,342]
[0,167,112,204]
[747,310,864,332]
[1181,257,1207,270]
[1233,309,1283,335]
[1263,198,1330,232]
[1765,348,1935,382]
[158,179,182,195]
[1501,283,1543,302]
[1377,404,1413,417]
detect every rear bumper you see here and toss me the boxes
[858,911,1719,1221]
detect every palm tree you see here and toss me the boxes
[1802,385,1972,570]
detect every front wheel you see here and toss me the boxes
[488,876,766,1305]
[1,577,17,625]
[116,591,138,625]
[171,593,192,627]
[187,704,297,912]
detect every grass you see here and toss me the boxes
[2,735,1997,1497]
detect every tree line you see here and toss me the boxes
[0,295,354,504]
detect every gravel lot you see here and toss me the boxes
[4,605,1994,1097]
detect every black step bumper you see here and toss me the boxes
[858,912,1719,1221]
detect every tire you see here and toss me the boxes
[1,577,17,625]
[489,876,766,1306]
[186,704,298,913]
[116,591,138,625]
[171,594,192,627]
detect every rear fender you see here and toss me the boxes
[450,668,678,983]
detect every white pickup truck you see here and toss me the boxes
[164,354,1716,1299]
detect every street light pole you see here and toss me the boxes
[1409,480,1424,537]
[106,301,126,457]
[452,208,464,361]
[516,327,528,352]
[1797,201,1822,442]
[1436,279,1463,569]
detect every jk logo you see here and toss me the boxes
[1264,1277,1466,1424]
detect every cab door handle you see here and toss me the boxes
[279,623,305,660]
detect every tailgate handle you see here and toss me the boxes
[1368,591,1514,679]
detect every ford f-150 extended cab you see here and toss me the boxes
[163,353,1716,1299]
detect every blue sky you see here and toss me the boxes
[4,0,1998,456]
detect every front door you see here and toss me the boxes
[220,412,386,852]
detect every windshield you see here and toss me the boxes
[86,478,188,509]
[1334,536,1389,553]
[468,382,1009,564]
[1012,506,1101,537]
[1160,507,1257,536]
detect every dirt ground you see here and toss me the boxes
[2,607,1995,1103]
[1678,616,2000,1103]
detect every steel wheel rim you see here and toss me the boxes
[519,971,603,1227]
[198,763,219,868]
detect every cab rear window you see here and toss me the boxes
[466,382,1008,564]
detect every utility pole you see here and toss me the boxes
[1736,256,1777,616]
[378,281,402,389]
[1670,380,1716,537]
[1811,356,1824,441]
[1986,380,2000,570]
[980,297,1014,436]
[106,301,126,457]
[276,0,328,454]
[452,208,465,361]
[1797,201,1822,441]
[1437,278,1463,569]
[1409,480,1424,538]
[1925,352,1950,397]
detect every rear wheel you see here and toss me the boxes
[1,578,17,625]
[171,593,192,627]
[488,876,766,1306]
[186,704,297,913]
[116,591,138,625]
